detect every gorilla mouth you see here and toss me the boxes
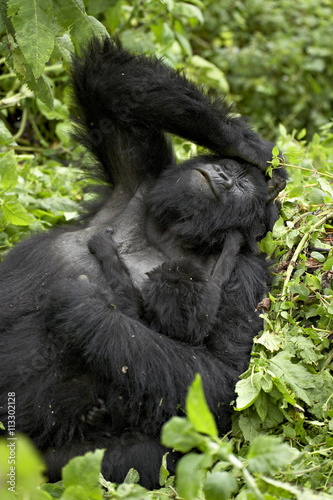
[195,168,219,198]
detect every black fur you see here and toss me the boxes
[0,37,286,488]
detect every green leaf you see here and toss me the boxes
[291,336,320,365]
[235,372,262,410]
[255,331,282,352]
[0,121,14,146]
[323,257,333,271]
[2,36,53,108]
[278,123,287,137]
[7,0,55,78]
[297,128,306,140]
[310,251,326,262]
[27,73,54,109]
[176,453,205,500]
[305,273,321,289]
[0,435,50,498]
[272,217,288,238]
[173,3,204,24]
[287,184,305,199]
[190,55,229,93]
[62,449,104,499]
[38,197,78,213]
[271,376,297,405]
[123,468,140,484]
[41,483,64,498]
[321,135,333,149]
[162,417,209,453]
[53,0,108,49]
[104,2,124,32]
[0,2,6,35]
[54,34,75,64]
[237,413,262,442]
[84,0,118,16]
[175,32,192,57]
[0,151,18,190]
[259,231,276,255]
[37,98,69,121]
[159,453,170,486]
[318,177,333,198]
[247,436,298,474]
[254,391,269,421]
[204,471,238,500]
[308,188,325,205]
[3,198,35,226]
[289,283,309,298]
[115,483,150,499]
[269,351,316,405]
[286,229,299,249]
[186,374,218,437]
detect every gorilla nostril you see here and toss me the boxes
[219,171,234,189]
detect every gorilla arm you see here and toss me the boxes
[73,37,276,174]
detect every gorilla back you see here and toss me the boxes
[0,37,286,488]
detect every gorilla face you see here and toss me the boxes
[148,156,275,252]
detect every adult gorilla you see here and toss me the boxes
[0,37,286,488]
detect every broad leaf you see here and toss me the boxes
[3,198,35,226]
[204,471,238,500]
[162,416,209,453]
[62,449,104,499]
[186,373,218,437]
[235,372,262,410]
[54,0,108,49]
[247,436,298,474]
[8,0,55,78]
[176,453,205,500]
[0,151,18,190]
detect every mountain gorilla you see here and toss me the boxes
[0,37,286,488]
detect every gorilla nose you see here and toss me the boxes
[219,171,234,189]
[213,165,234,189]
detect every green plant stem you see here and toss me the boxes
[227,454,265,500]
[44,64,63,73]
[281,210,333,299]
[293,464,323,476]
[29,111,49,148]
[0,73,16,81]
[283,162,333,180]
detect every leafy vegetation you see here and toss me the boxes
[0,0,332,498]
[191,0,333,138]
[1,375,332,499]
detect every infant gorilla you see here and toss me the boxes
[88,228,244,347]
